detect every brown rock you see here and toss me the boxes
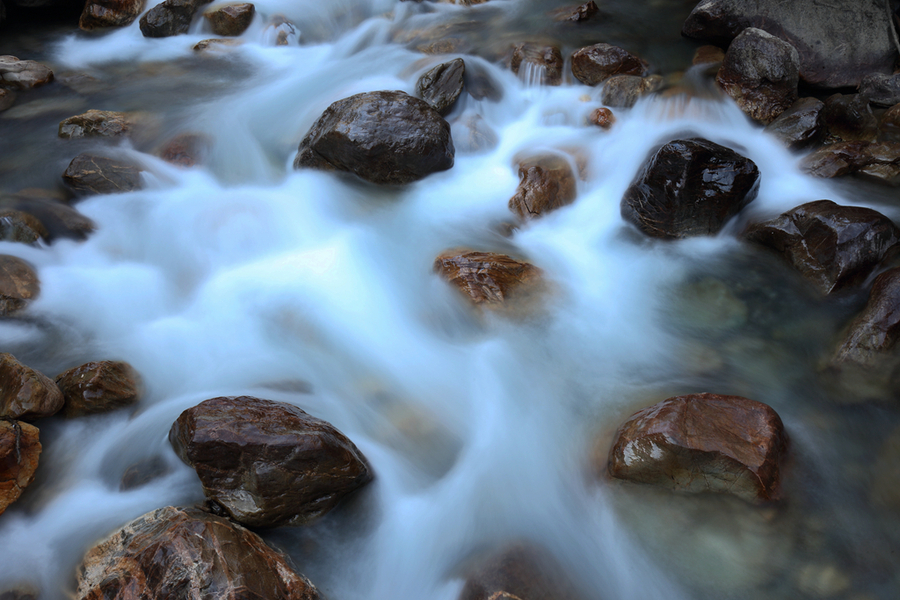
[508,155,576,221]
[606,393,788,502]
[62,153,144,196]
[763,97,824,150]
[588,107,615,128]
[881,103,900,143]
[0,194,95,243]
[204,2,254,36]
[0,354,63,421]
[416,58,465,116]
[459,543,584,600]
[58,110,130,139]
[0,420,41,516]
[822,93,879,143]
[570,43,648,86]
[0,210,46,244]
[140,0,209,38]
[510,43,564,86]
[692,45,725,65]
[75,506,321,600]
[55,361,141,418]
[801,141,900,185]
[0,56,53,90]
[79,0,146,30]
[833,267,900,368]
[434,250,541,305]
[120,455,169,491]
[158,132,211,166]
[600,74,662,108]
[169,396,373,527]
[0,256,40,316]
[550,1,597,23]
[0,88,14,111]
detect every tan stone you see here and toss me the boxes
[0,420,41,516]
[0,256,39,316]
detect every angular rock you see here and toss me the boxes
[62,153,144,196]
[510,43,564,86]
[0,56,53,90]
[293,90,454,185]
[55,361,141,418]
[434,250,541,305]
[58,110,130,139]
[0,257,40,317]
[822,93,879,143]
[588,107,615,128]
[75,506,321,600]
[0,88,14,111]
[571,43,648,86]
[459,543,584,600]
[79,0,146,30]
[833,267,900,368]
[550,1,598,23]
[0,210,46,244]
[0,420,41,516]
[745,200,900,294]
[606,393,788,502]
[416,58,465,116]
[0,353,63,421]
[801,141,900,185]
[140,0,207,37]
[860,73,900,108]
[763,97,824,150]
[508,155,577,221]
[601,74,662,108]
[621,138,760,239]
[169,396,373,527]
[204,2,254,36]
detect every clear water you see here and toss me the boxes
[1,1,898,599]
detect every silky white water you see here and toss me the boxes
[1,1,898,598]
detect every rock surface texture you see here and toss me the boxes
[571,43,648,86]
[169,396,373,527]
[607,393,788,502]
[600,74,662,108]
[763,97,824,149]
[58,110,130,139]
[0,419,41,516]
[458,543,584,600]
[508,155,577,221]
[416,58,465,116]
[79,0,146,30]
[0,56,53,90]
[0,256,40,316]
[0,353,63,421]
[140,0,208,37]
[434,250,542,305]
[509,43,564,86]
[62,154,144,196]
[0,210,45,244]
[860,73,900,108]
[294,90,454,185]
[833,267,900,368]
[55,361,141,418]
[204,3,255,36]
[801,141,900,186]
[75,506,321,600]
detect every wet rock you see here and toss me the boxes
[0,257,40,318]
[588,107,615,128]
[682,0,897,88]
[0,210,46,244]
[416,58,465,116]
[621,138,760,239]
[0,56,53,90]
[692,45,725,65]
[801,141,900,186]
[600,74,662,108]
[606,393,788,502]
[293,90,454,185]
[0,420,41,516]
[832,267,900,368]
[508,155,577,221]
[55,361,141,418]
[434,250,542,305]
[745,200,900,294]
[860,73,900,108]
[204,2,254,36]
[0,89,14,111]
[58,110,130,139]
[464,62,502,102]
[571,43,648,86]
[140,0,208,37]
[158,132,211,166]
[193,38,242,51]
[451,113,498,154]
[882,103,900,142]
[62,153,144,196]
[0,194,95,242]
[550,1,598,23]
[510,43,564,86]
[715,28,799,124]
[169,396,373,527]
[458,543,584,600]
[79,0,146,30]
[0,353,63,421]
[264,15,297,46]
[763,97,824,150]
[120,455,170,491]
[75,506,321,600]
[822,93,879,143]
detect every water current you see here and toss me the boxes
[1,1,899,598]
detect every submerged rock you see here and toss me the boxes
[801,141,900,186]
[416,58,465,116]
[79,0,146,30]
[434,250,542,306]
[600,74,662,108]
[606,393,788,502]
[55,361,142,418]
[62,153,144,196]
[0,257,40,317]
[0,56,53,90]
[510,43,564,86]
[169,396,373,527]
[571,43,647,86]
[158,132,211,166]
[763,97,824,150]
[58,110,131,139]
[204,2,255,36]
[508,155,577,221]
[0,210,45,244]
[75,506,321,600]
[458,543,584,600]
[0,420,41,516]
[0,353,63,421]
[588,107,615,128]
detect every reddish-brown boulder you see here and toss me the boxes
[801,141,900,186]
[434,250,542,305]
[745,200,900,294]
[510,43,564,86]
[833,268,900,368]
[55,361,141,418]
[763,97,824,150]
[204,3,255,36]
[0,354,63,421]
[606,393,788,502]
[570,43,647,86]
[0,256,39,316]
[79,0,146,30]
[508,155,576,221]
[458,543,584,600]
[58,110,130,139]
[0,419,41,516]
[169,396,372,527]
[75,506,321,600]
[0,56,53,90]
[62,153,144,196]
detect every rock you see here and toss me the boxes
[692,45,725,65]
[0,257,40,317]
[264,15,297,46]
[58,110,130,139]
[763,97,824,150]
[606,393,788,502]
[62,153,144,196]
[75,506,321,600]
[0,194,95,242]
[458,543,584,600]
[0,210,46,244]
[140,0,208,37]
[0,56,53,90]
[882,103,900,142]
[434,250,542,305]
[832,267,900,368]
[451,113,498,154]
[822,93,879,143]
[508,155,577,221]
[0,89,14,111]
[510,43,564,86]
[860,73,900,108]
[158,132,211,166]
[550,1,598,23]
[0,353,63,421]
[0,420,41,516]
[293,90,454,185]
[745,200,900,294]
[621,138,760,239]
[801,141,900,186]
[192,38,242,51]
[169,396,373,527]
[416,58,465,116]
[204,2,254,36]
[55,361,141,418]
[120,455,170,491]
[871,425,900,510]
[682,0,898,88]
[79,0,146,29]
[588,107,615,128]
[570,43,648,86]
[601,74,662,108]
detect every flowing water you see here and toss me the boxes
[1,1,899,598]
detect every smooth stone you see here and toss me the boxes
[601,74,662,108]
[204,2,254,36]
[62,153,144,196]
[55,361,142,418]
[571,43,648,86]
[458,543,584,600]
[0,209,45,244]
[0,257,40,317]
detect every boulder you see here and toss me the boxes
[58,110,130,139]
[600,74,662,108]
[416,58,465,116]
[510,43,564,86]
[570,43,648,86]
[0,88,14,111]
[140,0,208,37]
[0,56,53,90]
[550,1,598,23]
[62,153,144,196]
[204,2,254,36]
[682,0,898,88]
[0,257,40,317]
[0,194,95,242]
[715,28,799,124]
[75,506,321,600]
[434,250,542,305]
[763,97,824,150]
[744,200,900,294]
[822,93,879,143]
[0,420,41,516]
[458,543,584,600]
[860,73,900,108]
[169,396,373,527]
[621,138,760,239]
[588,107,615,128]
[832,267,900,368]
[293,90,454,185]
[0,353,64,421]
[606,393,788,502]
[79,0,146,29]
[801,141,900,185]
[0,210,46,244]
[508,155,577,221]
[55,361,141,418]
